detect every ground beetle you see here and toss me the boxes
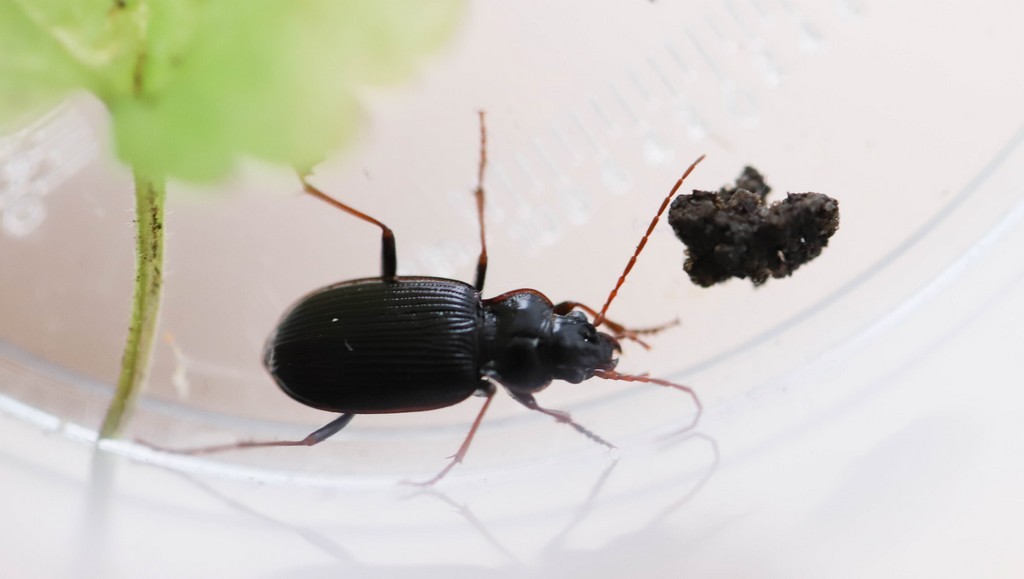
[170,113,704,485]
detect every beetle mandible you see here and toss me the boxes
[171,112,704,485]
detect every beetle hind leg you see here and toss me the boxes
[139,413,355,456]
[298,175,398,280]
[472,110,489,292]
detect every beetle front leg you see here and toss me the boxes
[407,382,498,486]
[140,413,356,455]
[507,390,616,450]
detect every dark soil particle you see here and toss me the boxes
[667,166,839,287]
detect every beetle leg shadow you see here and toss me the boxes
[507,390,616,450]
[639,432,721,529]
[160,466,363,568]
[404,487,523,567]
[543,431,720,559]
[542,455,621,554]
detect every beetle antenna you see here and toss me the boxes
[593,369,702,432]
[593,155,705,328]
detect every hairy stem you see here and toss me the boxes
[99,170,165,439]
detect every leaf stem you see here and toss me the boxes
[98,170,165,439]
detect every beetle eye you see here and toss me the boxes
[566,311,587,323]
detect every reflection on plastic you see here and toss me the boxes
[81,432,719,573]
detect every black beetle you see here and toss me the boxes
[169,113,703,485]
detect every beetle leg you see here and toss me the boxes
[508,390,616,450]
[552,301,679,349]
[407,382,497,486]
[140,413,355,456]
[298,175,398,280]
[473,110,489,292]
[594,369,702,433]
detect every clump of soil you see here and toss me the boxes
[667,166,839,287]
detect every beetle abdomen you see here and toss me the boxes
[265,277,483,413]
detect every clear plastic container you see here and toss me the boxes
[4,1,1024,576]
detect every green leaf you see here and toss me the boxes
[1,0,464,180]
[0,0,137,123]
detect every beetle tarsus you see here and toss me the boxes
[509,391,616,450]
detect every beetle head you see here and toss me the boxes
[547,311,621,384]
